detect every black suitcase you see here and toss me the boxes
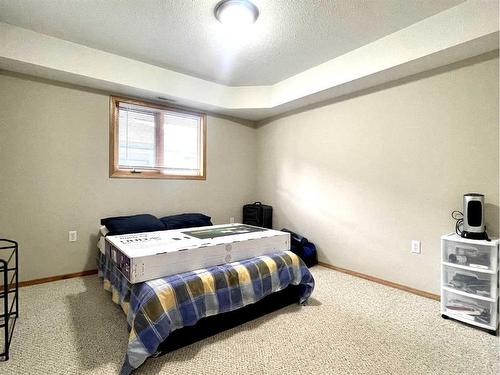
[243,202,273,229]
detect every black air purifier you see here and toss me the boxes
[462,193,488,240]
[243,202,272,229]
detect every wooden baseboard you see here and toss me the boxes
[317,261,440,301]
[16,263,440,302]
[18,269,98,288]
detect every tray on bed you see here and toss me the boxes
[105,223,291,283]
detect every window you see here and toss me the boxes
[109,97,206,179]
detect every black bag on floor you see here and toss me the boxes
[281,228,318,268]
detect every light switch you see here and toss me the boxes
[411,240,421,254]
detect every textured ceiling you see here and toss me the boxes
[0,0,464,86]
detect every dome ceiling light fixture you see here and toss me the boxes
[214,0,259,27]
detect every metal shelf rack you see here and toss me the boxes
[0,239,18,361]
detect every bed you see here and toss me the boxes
[97,243,315,374]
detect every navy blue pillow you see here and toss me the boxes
[160,213,212,230]
[101,214,165,235]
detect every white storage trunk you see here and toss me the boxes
[105,224,291,283]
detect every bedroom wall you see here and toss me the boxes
[256,55,499,295]
[0,73,257,282]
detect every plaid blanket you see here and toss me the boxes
[97,250,315,375]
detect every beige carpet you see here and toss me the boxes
[1,266,498,375]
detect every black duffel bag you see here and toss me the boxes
[281,228,318,268]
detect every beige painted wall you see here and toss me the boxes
[1,56,498,293]
[256,57,499,294]
[0,74,257,281]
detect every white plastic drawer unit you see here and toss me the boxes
[442,265,496,300]
[440,233,499,334]
[442,289,496,329]
[442,235,498,272]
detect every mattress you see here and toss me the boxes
[97,225,109,254]
[104,223,290,283]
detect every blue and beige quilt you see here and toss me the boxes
[97,250,315,374]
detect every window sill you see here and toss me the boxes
[110,169,206,180]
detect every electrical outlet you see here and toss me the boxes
[411,240,421,254]
[229,217,235,224]
[69,231,78,242]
